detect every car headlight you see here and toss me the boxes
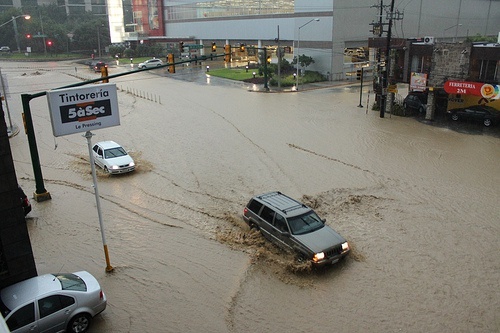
[129,161,135,167]
[313,252,325,262]
[111,165,119,170]
[341,242,350,252]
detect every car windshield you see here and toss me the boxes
[287,211,324,235]
[54,273,87,291]
[104,147,127,159]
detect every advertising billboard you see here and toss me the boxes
[47,84,120,137]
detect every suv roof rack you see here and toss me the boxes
[257,191,309,215]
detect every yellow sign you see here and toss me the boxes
[388,85,398,93]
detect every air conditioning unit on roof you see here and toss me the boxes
[424,36,435,44]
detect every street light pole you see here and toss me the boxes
[296,18,319,91]
[443,23,462,42]
[12,17,21,53]
[97,25,101,59]
[97,23,105,59]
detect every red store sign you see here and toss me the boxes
[444,80,500,99]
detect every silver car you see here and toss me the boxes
[92,141,135,174]
[138,58,163,69]
[243,191,350,266]
[0,271,107,333]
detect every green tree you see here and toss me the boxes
[292,54,315,69]
[465,34,497,43]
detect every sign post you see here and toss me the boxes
[84,130,113,272]
[46,84,120,272]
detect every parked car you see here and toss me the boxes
[403,91,427,113]
[242,191,350,266]
[0,270,107,333]
[92,61,107,72]
[0,46,10,53]
[138,58,163,69]
[92,141,135,174]
[18,186,32,216]
[447,104,500,127]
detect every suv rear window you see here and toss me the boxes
[247,199,263,214]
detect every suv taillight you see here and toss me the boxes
[243,207,248,216]
[100,290,104,300]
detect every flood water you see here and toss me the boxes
[2,61,499,332]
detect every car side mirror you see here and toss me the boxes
[321,218,326,223]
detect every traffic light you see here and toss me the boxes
[224,44,231,63]
[179,41,184,53]
[167,53,175,73]
[47,40,53,47]
[100,65,109,83]
[239,43,245,52]
[25,33,31,39]
[266,55,271,64]
[211,42,216,52]
[356,69,362,80]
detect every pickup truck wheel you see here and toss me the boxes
[484,118,492,127]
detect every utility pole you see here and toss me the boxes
[380,0,395,118]
[276,25,281,89]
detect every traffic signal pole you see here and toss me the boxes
[358,67,364,108]
[21,93,51,202]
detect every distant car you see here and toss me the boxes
[18,186,31,216]
[92,141,135,174]
[92,61,107,72]
[242,191,350,266]
[403,92,427,114]
[0,270,106,333]
[0,46,10,53]
[138,58,163,69]
[447,104,500,127]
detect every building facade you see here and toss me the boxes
[119,0,500,80]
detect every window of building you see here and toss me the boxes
[165,0,294,21]
[469,58,500,84]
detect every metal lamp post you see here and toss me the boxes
[295,18,319,91]
[96,24,106,59]
[0,15,31,53]
[443,23,462,42]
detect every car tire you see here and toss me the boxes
[295,252,307,263]
[104,166,110,173]
[249,222,259,230]
[451,113,459,121]
[68,313,91,333]
[484,118,492,127]
[419,106,425,114]
[403,102,407,110]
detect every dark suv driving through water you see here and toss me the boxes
[242,191,350,265]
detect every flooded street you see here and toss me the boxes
[3,61,499,332]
